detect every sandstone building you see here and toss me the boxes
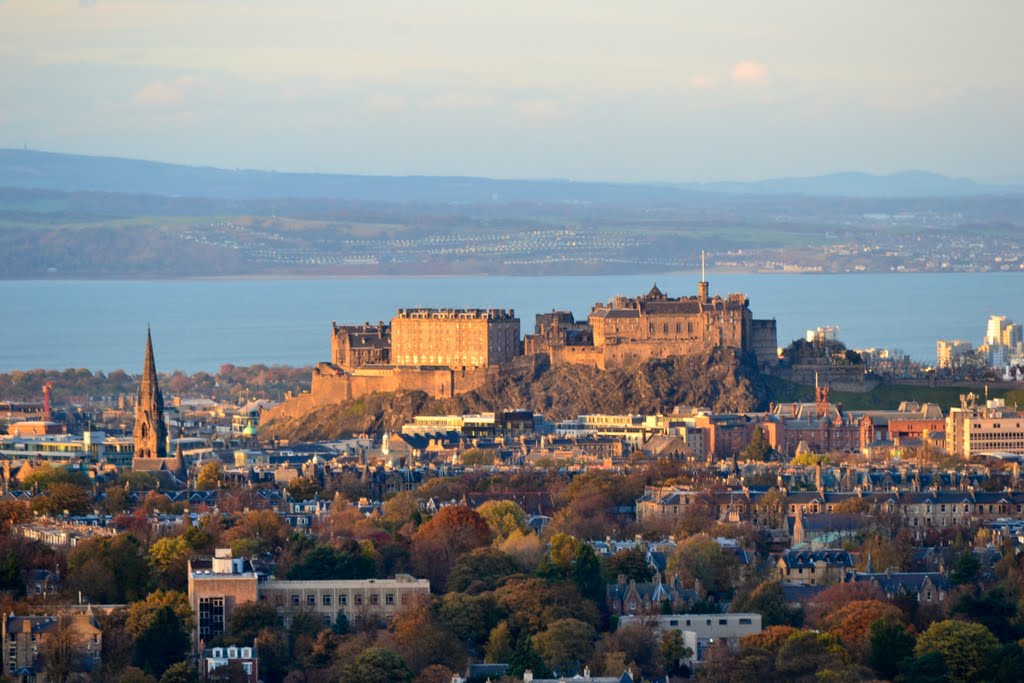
[391,308,520,369]
[131,329,184,476]
[525,278,778,371]
[331,322,390,370]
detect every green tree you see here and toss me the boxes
[159,661,198,683]
[134,606,191,678]
[951,587,1020,643]
[915,619,999,683]
[897,651,948,683]
[340,647,413,683]
[949,551,981,586]
[508,634,549,679]
[67,533,150,603]
[448,547,521,594]
[732,580,802,627]
[742,426,772,461]
[605,547,654,583]
[224,603,278,645]
[869,617,916,680]
[285,543,377,580]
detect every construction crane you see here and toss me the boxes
[42,381,53,422]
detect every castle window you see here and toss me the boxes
[676,322,681,334]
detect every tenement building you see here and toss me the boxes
[390,308,521,369]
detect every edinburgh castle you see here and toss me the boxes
[268,275,778,419]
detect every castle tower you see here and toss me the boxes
[133,328,167,459]
[697,250,709,303]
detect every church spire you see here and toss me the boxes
[133,327,167,461]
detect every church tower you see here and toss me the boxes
[133,328,168,460]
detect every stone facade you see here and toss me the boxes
[2,611,102,679]
[391,308,520,369]
[132,329,184,476]
[132,328,167,460]
[526,282,777,371]
[331,322,390,370]
[187,550,259,648]
[259,575,430,628]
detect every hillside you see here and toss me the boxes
[259,349,766,442]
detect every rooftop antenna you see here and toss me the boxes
[702,250,705,282]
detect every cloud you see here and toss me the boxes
[513,98,568,123]
[429,92,494,111]
[732,60,767,85]
[131,76,206,109]
[79,0,97,7]
[689,75,716,89]
[365,93,406,115]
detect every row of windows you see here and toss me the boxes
[283,592,399,607]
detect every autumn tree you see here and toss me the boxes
[149,535,193,590]
[485,622,514,663]
[476,500,529,541]
[32,482,93,516]
[803,581,885,628]
[666,533,738,595]
[195,461,223,491]
[339,647,412,683]
[773,630,853,682]
[125,590,193,638]
[381,597,466,675]
[915,619,1000,683]
[819,599,904,661]
[532,618,597,675]
[494,577,600,635]
[439,592,501,646]
[410,506,491,592]
[66,533,150,603]
[42,615,91,683]
[222,509,290,557]
[224,603,279,645]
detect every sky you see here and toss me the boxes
[1,1,1022,183]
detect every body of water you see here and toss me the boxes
[1,273,1021,373]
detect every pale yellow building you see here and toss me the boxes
[391,308,520,369]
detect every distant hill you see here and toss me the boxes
[1,149,1017,202]
[682,170,1018,198]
